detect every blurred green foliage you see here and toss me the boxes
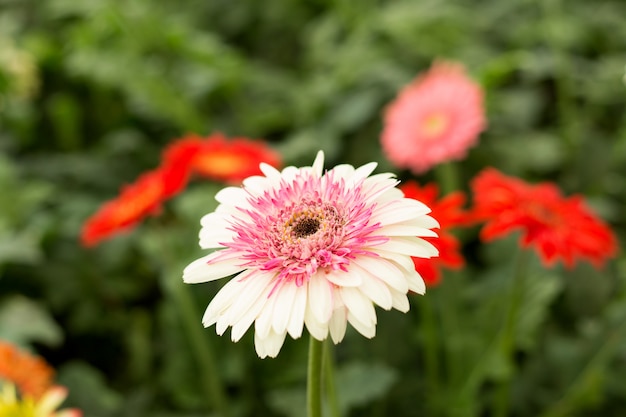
[1,0,625,416]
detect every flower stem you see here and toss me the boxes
[166,274,231,417]
[323,339,341,417]
[307,336,324,417]
[419,294,441,401]
[492,249,531,417]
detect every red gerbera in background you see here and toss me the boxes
[162,133,282,184]
[81,133,281,247]
[80,169,175,247]
[470,168,618,268]
[400,181,467,286]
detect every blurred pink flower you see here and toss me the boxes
[381,61,486,174]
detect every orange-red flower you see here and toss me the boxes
[0,341,81,416]
[80,169,173,247]
[81,133,281,247]
[470,168,618,268]
[0,341,54,400]
[400,181,467,286]
[163,133,282,184]
[381,61,486,174]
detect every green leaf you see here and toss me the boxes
[336,361,398,414]
[0,296,64,346]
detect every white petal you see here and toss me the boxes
[202,276,249,327]
[389,289,410,312]
[352,256,408,293]
[347,311,376,338]
[312,151,325,176]
[271,283,297,335]
[255,329,287,359]
[260,162,282,180]
[374,236,438,258]
[323,269,362,287]
[329,308,347,344]
[329,164,355,181]
[371,199,431,225]
[218,272,274,337]
[370,249,416,274]
[406,269,426,295]
[242,175,269,196]
[183,252,244,283]
[287,284,308,338]
[340,287,377,326]
[377,224,439,237]
[351,162,378,184]
[308,272,333,324]
[215,186,248,206]
[305,302,329,340]
[358,271,393,310]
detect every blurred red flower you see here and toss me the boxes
[470,168,618,268]
[163,133,282,184]
[80,169,174,247]
[400,181,467,286]
[381,61,486,174]
[81,133,281,247]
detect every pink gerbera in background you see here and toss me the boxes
[381,61,486,174]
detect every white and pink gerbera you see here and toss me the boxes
[183,151,439,358]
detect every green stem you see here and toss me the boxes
[307,336,324,417]
[492,249,531,417]
[537,317,626,417]
[419,293,441,401]
[166,274,231,417]
[435,162,460,195]
[323,339,341,417]
[153,224,230,417]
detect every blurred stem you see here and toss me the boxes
[307,336,324,417]
[419,293,441,402]
[492,249,531,417]
[166,276,230,417]
[438,276,463,390]
[537,316,626,417]
[323,339,341,417]
[541,0,577,151]
[435,162,460,195]
[154,227,230,417]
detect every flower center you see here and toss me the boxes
[420,112,449,139]
[292,217,321,238]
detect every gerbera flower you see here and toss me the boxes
[0,384,81,417]
[0,342,81,417]
[183,151,439,358]
[470,168,618,268]
[80,168,176,247]
[381,61,486,174]
[400,181,466,286]
[0,341,54,400]
[162,133,282,184]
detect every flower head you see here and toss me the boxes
[80,169,176,247]
[0,341,81,417]
[381,61,486,174]
[400,181,466,286]
[470,168,618,268]
[163,133,282,184]
[184,152,439,358]
[0,341,54,400]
